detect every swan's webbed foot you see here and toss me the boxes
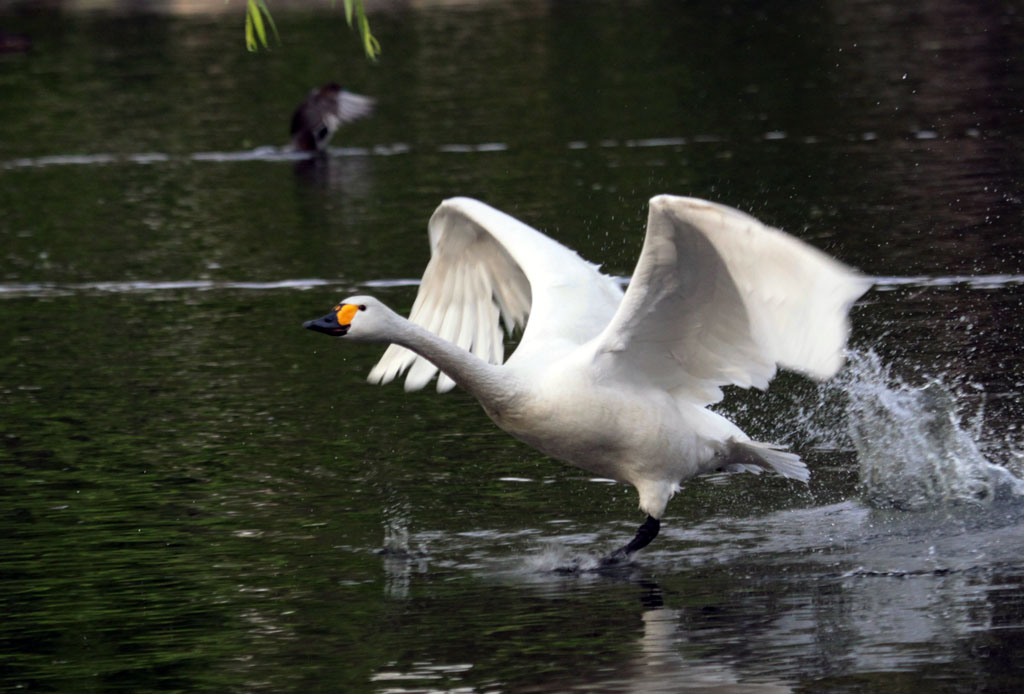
[598,515,660,567]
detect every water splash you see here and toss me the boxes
[837,351,1024,510]
[522,546,604,573]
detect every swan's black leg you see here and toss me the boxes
[599,515,660,567]
[625,515,661,553]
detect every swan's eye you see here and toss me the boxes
[359,304,367,311]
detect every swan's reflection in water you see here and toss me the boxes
[568,594,793,694]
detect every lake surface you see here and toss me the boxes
[2,0,1024,692]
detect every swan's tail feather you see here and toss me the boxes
[722,439,810,483]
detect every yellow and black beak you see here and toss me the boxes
[303,303,358,337]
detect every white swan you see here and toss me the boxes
[304,195,870,564]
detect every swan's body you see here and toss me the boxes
[304,195,870,561]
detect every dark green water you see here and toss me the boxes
[2,1,1024,692]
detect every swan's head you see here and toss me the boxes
[303,296,396,342]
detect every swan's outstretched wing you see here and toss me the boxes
[592,195,871,405]
[369,197,623,391]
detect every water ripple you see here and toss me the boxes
[0,277,419,297]
[0,128,989,170]
[1,274,1021,298]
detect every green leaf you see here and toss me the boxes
[256,0,280,44]
[249,0,267,48]
[243,0,377,59]
[243,0,280,52]
[355,1,381,61]
[244,6,256,52]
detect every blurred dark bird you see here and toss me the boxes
[289,83,375,152]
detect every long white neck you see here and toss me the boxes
[388,316,522,410]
